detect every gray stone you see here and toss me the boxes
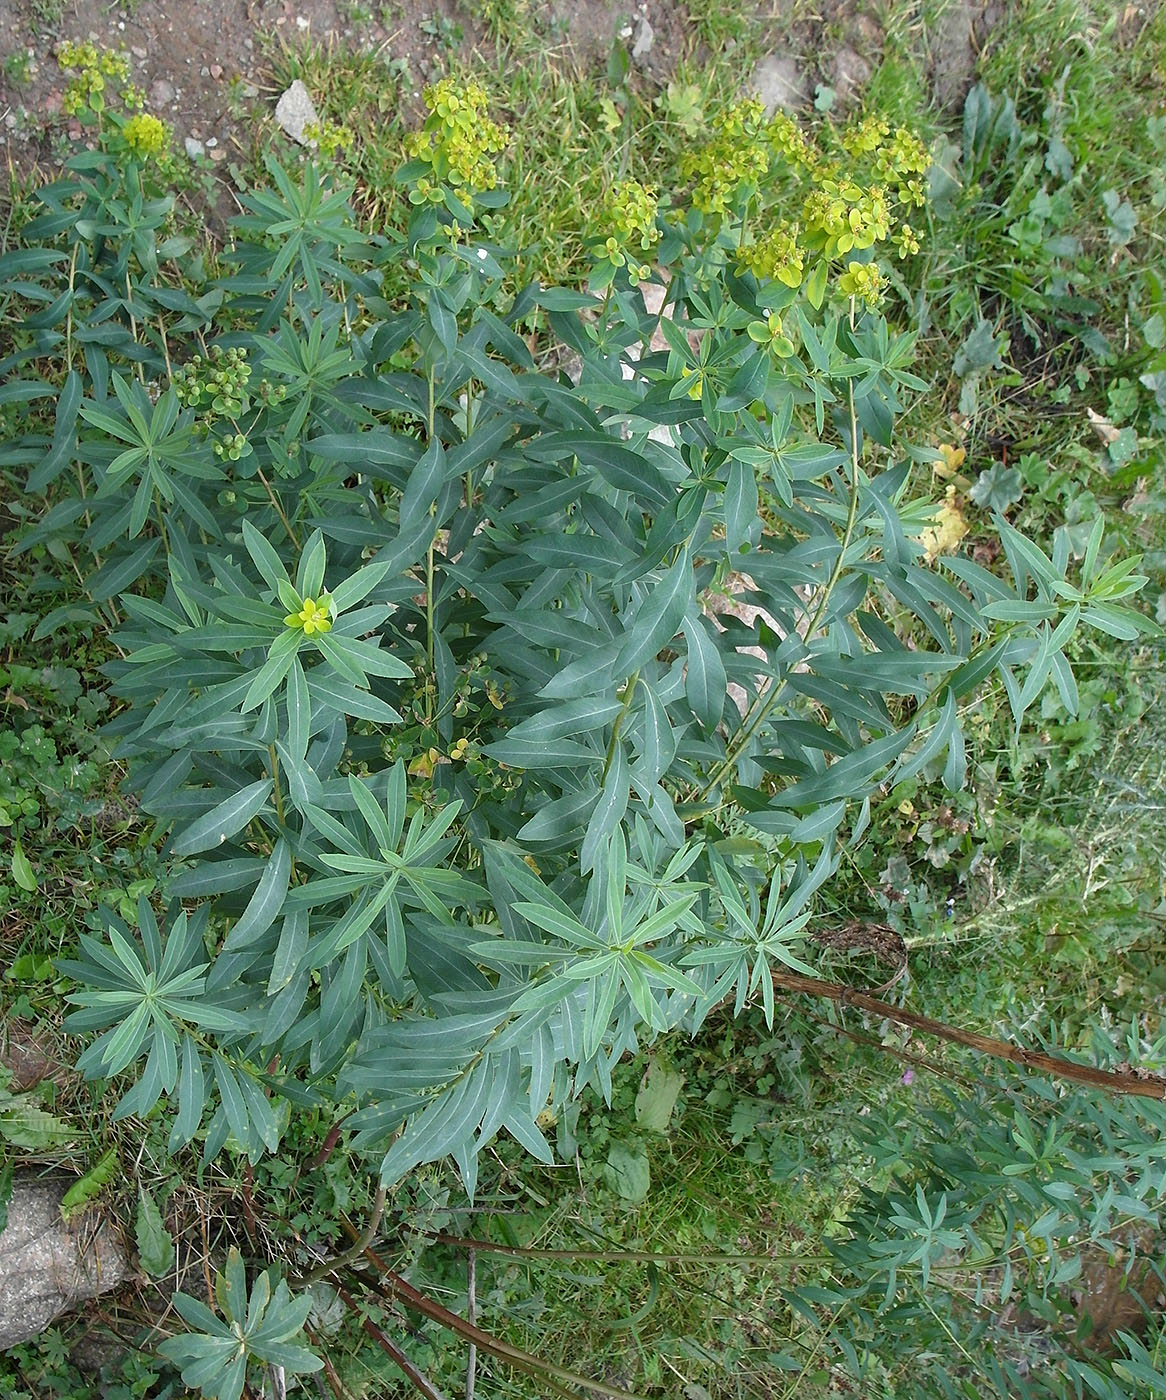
[749,54,807,114]
[149,78,176,108]
[931,0,980,110]
[274,79,319,146]
[184,136,205,160]
[631,15,654,63]
[831,45,872,106]
[0,1178,132,1350]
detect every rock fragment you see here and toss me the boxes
[274,79,319,146]
[749,54,807,114]
[0,1178,132,1350]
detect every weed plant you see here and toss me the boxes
[0,14,1164,1400]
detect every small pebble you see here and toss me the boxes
[184,136,205,160]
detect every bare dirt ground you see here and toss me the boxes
[0,0,706,169]
[0,0,1002,191]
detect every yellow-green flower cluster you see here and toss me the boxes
[673,97,933,312]
[895,223,921,258]
[214,432,248,463]
[746,310,796,358]
[840,115,890,156]
[58,41,133,116]
[873,126,930,207]
[838,260,883,309]
[681,98,770,216]
[597,180,659,281]
[122,112,169,161]
[284,596,333,636]
[303,119,354,158]
[678,366,705,400]
[737,221,804,288]
[801,181,891,259]
[765,111,815,171]
[407,79,507,203]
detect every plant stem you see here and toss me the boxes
[65,243,79,372]
[697,339,865,799]
[340,1252,651,1400]
[764,968,1166,1100]
[464,1248,477,1400]
[153,489,171,557]
[268,744,286,828]
[602,669,639,781]
[331,1288,452,1400]
[256,467,300,549]
[294,1184,387,1287]
[425,366,437,724]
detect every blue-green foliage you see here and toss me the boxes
[809,1052,1166,1398]
[2,118,1159,1399]
[4,137,1151,1192]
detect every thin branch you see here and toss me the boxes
[294,1184,387,1287]
[333,1284,451,1400]
[465,1247,477,1400]
[420,1233,819,1267]
[303,1331,353,1400]
[777,999,976,1089]
[340,1251,650,1400]
[767,969,1166,1100]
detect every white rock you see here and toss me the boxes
[274,79,319,146]
[184,136,205,160]
[749,54,807,114]
[0,1178,132,1349]
[832,44,871,104]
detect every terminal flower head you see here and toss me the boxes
[285,595,333,635]
[123,112,169,160]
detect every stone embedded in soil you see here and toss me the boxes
[631,15,654,63]
[749,54,807,114]
[184,136,206,160]
[831,45,872,106]
[931,0,982,109]
[0,1178,132,1350]
[149,79,176,108]
[274,78,319,146]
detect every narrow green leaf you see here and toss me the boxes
[11,840,37,892]
[612,546,691,678]
[135,1188,174,1277]
[682,612,727,731]
[242,519,291,596]
[223,839,292,951]
[170,780,273,857]
[242,630,302,712]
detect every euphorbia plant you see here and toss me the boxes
[4,70,1155,1394]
